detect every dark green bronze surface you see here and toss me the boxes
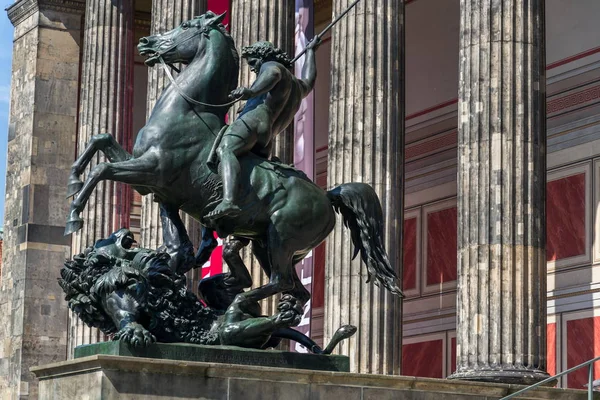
[62,9,400,356]
[74,341,350,372]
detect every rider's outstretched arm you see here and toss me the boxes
[300,47,317,97]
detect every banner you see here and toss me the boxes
[207,0,230,26]
[293,0,315,353]
[201,232,224,279]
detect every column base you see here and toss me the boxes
[448,366,552,385]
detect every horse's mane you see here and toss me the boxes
[211,22,240,90]
[214,24,239,71]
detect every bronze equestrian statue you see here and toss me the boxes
[64,11,401,347]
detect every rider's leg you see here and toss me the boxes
[209,120,257,218]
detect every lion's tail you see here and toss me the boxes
[327,183,403,297]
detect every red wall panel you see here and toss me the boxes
[546,174,586,262]
[547,323,556,377]
[312,242,326,308]
[402,339,444,378]
[426,207,457,286]
[403,217,417,291]
[566,317,600,388]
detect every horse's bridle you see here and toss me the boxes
[155,24,243,108]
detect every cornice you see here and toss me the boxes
[135,10,151,29]
[314,0,332,28]
[7,0,85,27]
[314,0,331,7]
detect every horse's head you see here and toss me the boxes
[138,11,228,67]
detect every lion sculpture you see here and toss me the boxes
[59,222,355,352]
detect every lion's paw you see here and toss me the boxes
[114,322,156,348]
[271,310,300,327]
[274,295,304,327]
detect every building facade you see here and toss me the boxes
[1,0,600,398]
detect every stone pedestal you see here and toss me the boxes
[449,0,549,385]
[31,355,593,400]
[325,0,405,374]
[68,0,136,356]
[74,341,350,372]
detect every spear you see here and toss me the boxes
[291,0,361,64]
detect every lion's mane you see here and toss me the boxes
[59,248,221,345]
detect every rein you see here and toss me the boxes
[159,57,242,108]
[156,26,243,108]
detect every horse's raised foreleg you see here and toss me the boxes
[68,133,132,197]
[65,154,160,235]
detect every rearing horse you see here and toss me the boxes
[66,11,402,328]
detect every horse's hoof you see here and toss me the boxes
[64,218,84,235]
[66,180,83,198]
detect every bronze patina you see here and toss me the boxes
[64,9,400,350]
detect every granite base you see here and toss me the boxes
[74,341,349,372]
[31,355,598,400]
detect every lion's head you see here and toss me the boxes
[59,233,221,344]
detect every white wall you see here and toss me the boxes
[405,0,460,116]
[546,0,600,65]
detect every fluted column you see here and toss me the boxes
[140,0,207,250]
[229,0,295,316]
[325,0,404,374]
[68,0,135,356]
[449,0,548,384]
[3,1,85,394]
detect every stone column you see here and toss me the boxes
[139,0,207,252]
[68,0,135,355]
[448,0,548,384]
[1,1,85,397]
[229,0,295,316]
[325,0,404,374]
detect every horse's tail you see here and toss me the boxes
[327,183,403,297]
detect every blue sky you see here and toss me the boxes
[0,14,13,225]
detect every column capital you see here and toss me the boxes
[135,10,152,29]
[7,0,85,26]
